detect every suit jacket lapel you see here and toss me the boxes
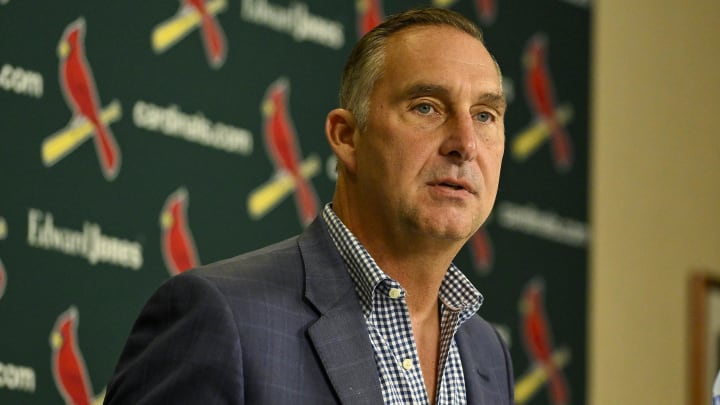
[456,321,514,405]
[299,219,383,405]
[457,325,490,405]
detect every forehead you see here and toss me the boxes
[380,25,501,93]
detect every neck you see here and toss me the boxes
[371,249,448,308]
[331,183,464,312]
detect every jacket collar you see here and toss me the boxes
[299,218,384,404]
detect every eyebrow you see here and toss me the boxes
[405,83,451,99]
[479,92,507,114]
[404,83,507,113]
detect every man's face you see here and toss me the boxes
[353,25,506,244]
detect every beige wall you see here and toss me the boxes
[591,0,720,404]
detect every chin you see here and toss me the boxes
[402,203,485,241]
[420,217,478,242]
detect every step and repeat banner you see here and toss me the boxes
[0,0,590,403]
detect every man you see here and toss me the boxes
[105,7,512,405]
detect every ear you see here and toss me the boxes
[325,108,359,174]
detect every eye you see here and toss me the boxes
[476,111,494,123]
[414,103,436,115]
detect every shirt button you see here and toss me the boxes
[388,288,402,299]
[402,359,413,370]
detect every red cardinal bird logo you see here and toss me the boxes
[185,0,227,68]
[261,78,319,226]
[475,0,498,26]
[151,0,227,69]
[524,33,573,172]
[160,187,200,276]
[50,307,94,405]
[469,226,493,274]
[520,278,570,405]
[57,18,121,180]
[0,258,6,300]
[356,0,383,37]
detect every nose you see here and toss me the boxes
[440,113,477,162]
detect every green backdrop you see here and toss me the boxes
[0,0,590,403]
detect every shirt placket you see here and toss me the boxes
[371,281,429,405]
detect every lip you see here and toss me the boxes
[428,178,477,196]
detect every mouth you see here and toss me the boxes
[440,182,465,190]
[430,179,477,195]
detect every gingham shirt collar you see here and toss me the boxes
[322,204,483,404]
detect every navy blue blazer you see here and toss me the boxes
[104,218,514,404]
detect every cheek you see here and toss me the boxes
[372,131,428,174]
[356,135,403,188]
[395,144,439,185]
[488,136,505,164]
[494,144,505,167]
[480,144,505,185]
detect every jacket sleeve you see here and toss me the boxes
[104,272,244,405]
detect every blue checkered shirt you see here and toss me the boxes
[322,204,483,404]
